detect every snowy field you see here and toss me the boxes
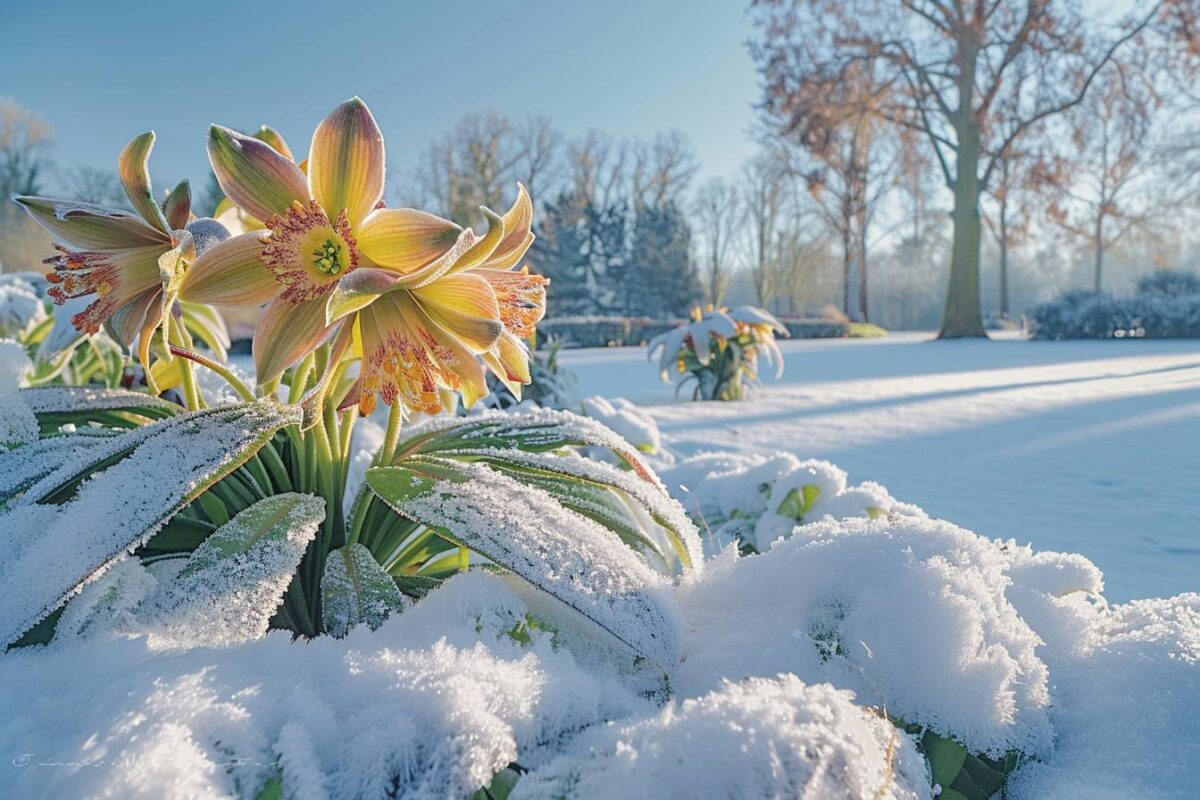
[563,332,1200,602]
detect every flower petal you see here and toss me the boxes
[253,124,294,160]
[478,268,548,339]
[179,231,276,306]
[208,125,309,223]
[162,180,192,230]
[106,286,161,348]
[15,196,167,250]
[480,183,535,269]
[324,267,404,325]
[446,207,506,276]
[117,132,171,235]
[483,330,532,398]
[252,296,333,382]
[411,272,502,353]
[307,97,385,227]
[356,208,463,272]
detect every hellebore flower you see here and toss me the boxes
[180,97,547,416]
[14,133,201,370]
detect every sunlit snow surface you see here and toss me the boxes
[563,332,1200,602]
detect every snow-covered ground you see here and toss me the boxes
[562,333,1200,602]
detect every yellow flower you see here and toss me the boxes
[15,133,195,371]
[180,97,547,415]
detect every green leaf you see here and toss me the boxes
[776,483,822,521]
[321,543,408,637]
[922,730,968,792]
[20,386,179,434]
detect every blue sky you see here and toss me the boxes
[5,0,760,195]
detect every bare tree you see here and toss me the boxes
[769,58,892,322]
[63,165,128,208]
[751,0,1189,337]
[982,139,1055,317]
[1045,66,1163,290]
[742,152,790,307]
[631,131,699,209]
[693,179,743,304]
[0,99,52,199]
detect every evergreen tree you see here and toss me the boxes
[624,201,700,318]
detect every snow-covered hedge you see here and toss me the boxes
[1030,272,1200,339]
[538,316,682,348]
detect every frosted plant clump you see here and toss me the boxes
[659,450,924,555]
[0,274,45,338]
[513,675,929,800]
[391,460,683,668]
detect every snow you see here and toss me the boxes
[2,332,1197,797]
[513,675,929,800]
[0,572,646,799]
[561,333,1200,602]
[677,518,1053,759]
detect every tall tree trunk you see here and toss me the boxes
[998,199,1010,319]
[859,228,869,322]
[1093,216,1105,291]
[842,228,866,323]
[939,125,987,333]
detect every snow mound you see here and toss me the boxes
[677,516,1053,758]
[1007,590,1200,799]
[0,340,37,447]
[580,395,663,456]
[513,675,928,800]
[0,572,646,799]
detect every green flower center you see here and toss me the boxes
[313,238,344,276]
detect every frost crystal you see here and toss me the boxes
[139,493,324,648]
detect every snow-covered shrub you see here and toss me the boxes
[1030,279,1200,339]
[647,305,788,401]
[659,450,923,555]
[1136,269,1200,296]
[0,273,45,338]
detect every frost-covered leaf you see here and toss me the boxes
[321,543,408,638]
[0,402,301,646]
[53,558,159,646]
[385,410,703,573]
[0,429,119,505]
[20,386,179,433]
[367,459,681,668]
[139,493,324,648]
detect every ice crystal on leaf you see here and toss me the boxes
[0,341,37,448]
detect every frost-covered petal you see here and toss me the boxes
[356,208,463,273]
[307,97,385,227]
[208,125,310,223]
[117,131,171,235]
[179,231,276,307]
[483,330,531,396]
[14,196,168,250]
[253,296,334,382]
